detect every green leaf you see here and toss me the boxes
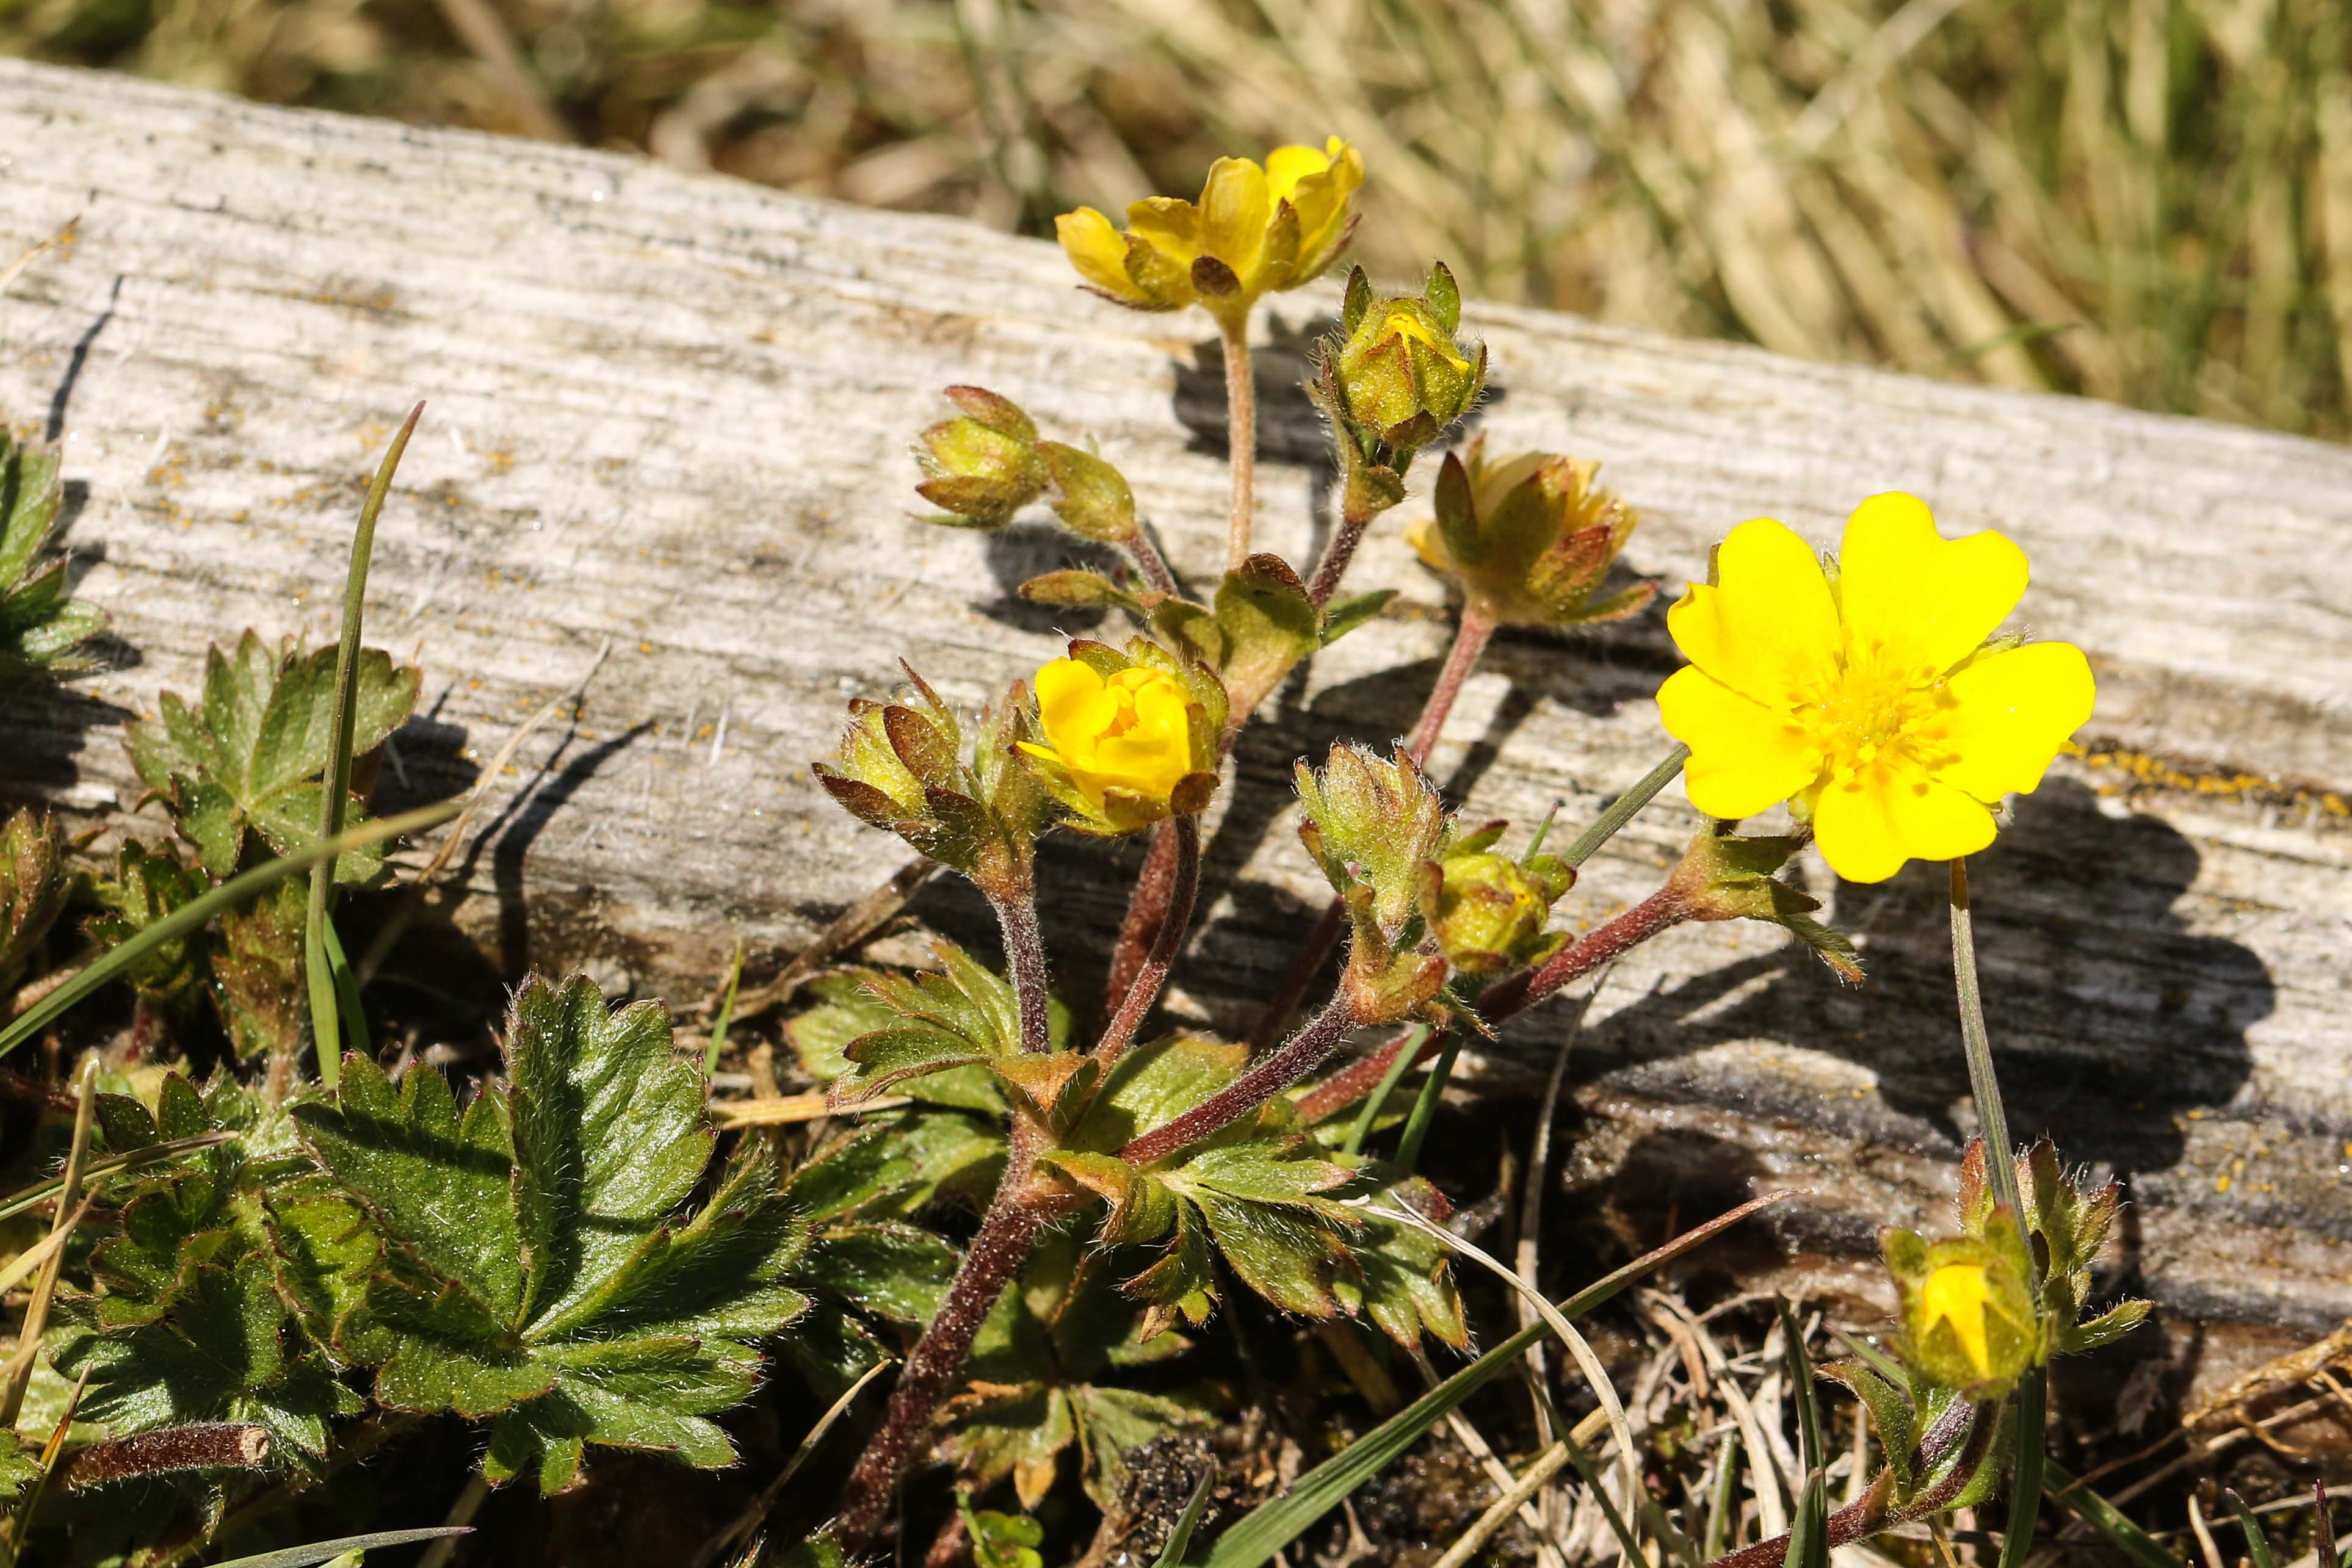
[293,974,817,1492]
[1019,569,1143,612]
[783,1106,1005,1222]
[87,839,210,1002]
[828,945,1074,1107]
[1333,1177,1468,1349]
[0,1428,38,1500]
[1209,554,1319,712]
[1319,588,1397,646]
[125,630,420,883]
[944,1384,1077,1511]
[0,807,67,995]
[206,1527,474,1568]
[0,428,104,674]
[787,973,1007,1113]
[210,877,307,1061]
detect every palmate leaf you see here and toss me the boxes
[1043,1036,1460,1346]
[52,1071,359,1472]
[292,974,814,1493]
[822,944,1089,1120]
[125,629,420,884]
[946,1235,1212,1511]
[0,427,104,676]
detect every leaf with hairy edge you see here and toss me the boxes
[292,974,816,1492]
[788,973,1007,1114]
[0,428,104,674]
[783,1107,1004,1223]
[124,629,419,884]
[1333,1178,1468,1349]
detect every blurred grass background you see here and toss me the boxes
[7,0,2352,437]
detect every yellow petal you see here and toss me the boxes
[1198,156,1273,284]
[1927,641,2096,802]
[1263,143,1334,204]
[1055,208,1147,300]
[1837,493,2027,682]
[1666,518,1840,708]
[1405,515,1452,574]
[1657,666,1823,820]
[1124,196,1201,265]
[1920,1263,1995,1378]
[1812,761,1996,883]
[1035,656,1113,743]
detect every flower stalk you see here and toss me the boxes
[1093,814,1201,1066]
[988,884,1052,1055]
[1223,322,1257,574]
[1120,994,1360,1166]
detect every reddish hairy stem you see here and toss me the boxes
[990,886,1052,1054]
[1294,1026,1439,1123]
[1305,512,1369,608]
[1093,815,1201,1066]
[1404,602,1496,768]
[1247,900,1347,1052]
[1126,529,1182,600]
[1120,995,1359,1166]
[1105,822,1182,1014]
[1475,886,1690,1025]
[1221,323,1257,574]
[835,1153,1077,1545]
[1707,1396,1985,1568]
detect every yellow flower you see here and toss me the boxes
[1020,657,1195,821]
[1658,493,2095,884]
[1918,1261,2005,1379]
[1054,138,1364,322]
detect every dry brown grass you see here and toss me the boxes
[7,0,2351,437]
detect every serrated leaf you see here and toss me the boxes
[0,428,104,674]
[87,839,211,1003]
[1332,1177,1467,1349]
[783,1107,1005,1222]
[124,630,420,883]
[1069,1035,1248,1154]
[943,1384,1076,1511]
[1070,1384,1209,1509]
[294,974,827,1492]
[0,1430,36,1499]
[787,973,1007,1113]
[211,877,306,1060]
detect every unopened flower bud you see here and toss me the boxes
[1322,264,1485,457]
[1883,1227,2039,1395]
[1433,826,1573,976]
[913,386,1048,527]
[1409,439,1655,630]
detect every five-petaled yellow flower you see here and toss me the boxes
[1021,658,1195,820]
[1055,139,1364,325]
[1660,494,2094,884]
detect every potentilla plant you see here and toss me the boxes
[795,137,2140,1565]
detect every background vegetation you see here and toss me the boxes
[6,0,2351,439]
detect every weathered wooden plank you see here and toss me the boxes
[3,60,2349,1393]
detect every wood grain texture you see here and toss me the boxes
[2,60,2348,1394]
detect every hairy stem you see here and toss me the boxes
[1120,994,1359,1166]
[990,883,1052,1054]
[1405,602,1497,768]
[1221,320,1257,574]
[1105,821,1181,1014]
[1125,527,1182,600]
[1093,815,1200,1066]
[1306,501,1375,608]
[1949,857,2023,1219]
[1707,1398,1988,1568]
[1476,885,1690,1025]
[835,1158,1074,1545]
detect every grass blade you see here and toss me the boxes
[1343,1022,1425,1157]
[1779,1299,1829,1568]
[1390,1029,1459,1172]
[2043,1459,2186,1568]
[0,1133,230,1224]
[1192,1188,1794,1568]
[305,400,422,1091]
[208,1526,471,1568]
[2226,1490,2278,1568]
[704,938,744,1077]
[0,800,460,1063]
[2000,1366,2047,1568]
[1152,1466,1215,1568]
[1558,745,1688,868]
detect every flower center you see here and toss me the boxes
[1797,662,1955,781]
[1095,669,1162,742]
